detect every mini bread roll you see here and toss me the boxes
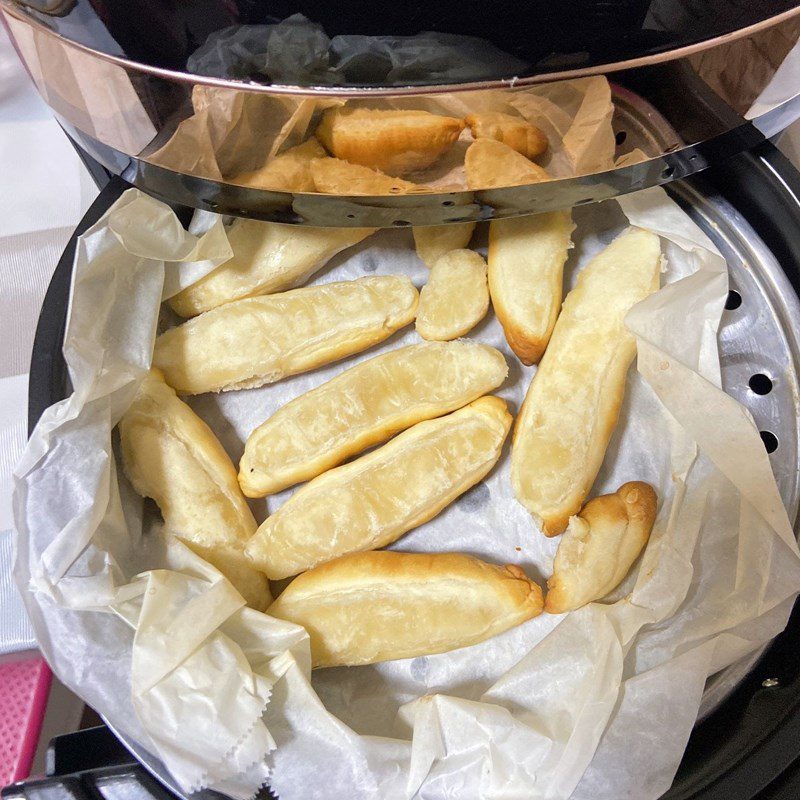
[416,249,489,341]
[119,369,270,610]
[465,139,551,189]
[239,340,507,497]
[545,482,657,613]
[488,211,574,365]
[465,112,548,160]
[154,276,418,395]
[316,107,465,175]
[229,138,326,192]
[246,396,512,579]
[512,228,661,535]
[310,157,422,195]
[412,222,476,268]
[268,550,543,667]
[169,218,374,318]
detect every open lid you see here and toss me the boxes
[3,0,800,225]
[6,0,799,87]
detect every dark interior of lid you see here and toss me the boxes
[18,0,798,85]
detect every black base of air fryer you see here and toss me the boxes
[13,141,800,800]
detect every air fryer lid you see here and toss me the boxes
[3,1,800,225]
[8,0,800,87]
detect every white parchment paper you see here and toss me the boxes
[14,186,800,800]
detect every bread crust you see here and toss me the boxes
[488,211,574,365]
[464,139,550,189]
[228,138,326,192]
[245,396,512,579]
[412,223,476,268]
[118,369,270,610]
[316,107,465,175]
[155,276,419,395]
[545,482,657,613]
[465,112,548,160]
[416,249,490,341]
[169,218,374,318]
[511,227,661,535]
[310,157,423,195]
[239,341,507,497]
[268,550,543,667]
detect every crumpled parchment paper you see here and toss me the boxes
[14,185,800,800]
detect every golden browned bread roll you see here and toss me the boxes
[310,157,422,195]
[465,112,548,160]
[545,482,657,613]
[239,341,507,497]
[488,211,574,365]
[316,107,465,175]
[169,218,374,318]
[412,222,476,268]
[245,396,512,579]
[118,369,270,610]
[154,276,418,395]
[229,138,326,192]
[511,227,661,535]
[415,249,490,341]
[464,139,551,189]
[268,550,543,667]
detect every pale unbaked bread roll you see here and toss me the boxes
[169,218,374,318]
[412,222,476,268]
[512,227,661,535]
[239,341,507,497]
[229,138,326,192]
[465,139,550,189]
[268,550,544,667]
[545,482,657,613]
[118,369,270,610]
[316,107,465,175]
[310,157,422,195]
[465,112,548,160]
[246,396,512,579]
[488,211,574,365]
[154,276,418,395]
[416,249,490,341]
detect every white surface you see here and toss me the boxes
[0,23,97,653]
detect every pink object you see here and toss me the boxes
[0,657,52,788]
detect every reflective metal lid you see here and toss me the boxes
[3,1,800,225]
[8,0,800,89]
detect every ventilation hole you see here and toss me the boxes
[615,130,627,145]
[760,431,779,453]
[749,374,773,395]
[725,289,742,310]
[346,214,356,219]
[662,165,675,179]
[442,200,455,207]
[393,220,411,227]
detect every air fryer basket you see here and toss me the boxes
[25,141,800,799]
